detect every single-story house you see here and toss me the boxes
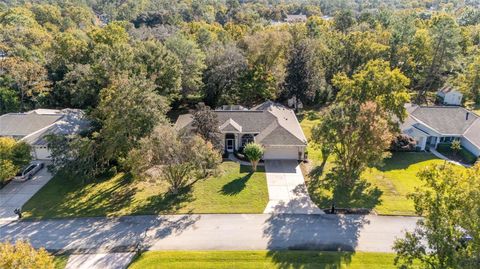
[437,86,463,106]
[175,101,308,160]
[401,104,480,157]
[0,109,89,160]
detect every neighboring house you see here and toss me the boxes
[285,14,307,23]
[175,101,308,160]
[401,104,480,157]
[0,109,89,160]
[437,86,463,105]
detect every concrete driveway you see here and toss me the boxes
[263,160,323,214]
[0,165,52,221]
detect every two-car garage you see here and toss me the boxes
[262,146,305,160]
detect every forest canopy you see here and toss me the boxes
[1,0,479,114]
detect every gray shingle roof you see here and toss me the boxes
[0,112,63,137]
[0,109,89,145]
[219,118,242,132]
[410,106,478,135]
[21,110,90,145]
[175,101,307,146]
[464,119,480,148]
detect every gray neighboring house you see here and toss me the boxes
[175,101,308,160]
[401,104,480,157]
[0,109,89,160]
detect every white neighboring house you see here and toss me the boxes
[175,101,308,160]
[0,109,89,160]
[437,86,463,105]
[401,104,480,157]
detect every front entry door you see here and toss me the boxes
[226,139,235,152]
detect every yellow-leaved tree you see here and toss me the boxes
[0,241,55,269]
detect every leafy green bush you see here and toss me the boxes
[437,143,478,164]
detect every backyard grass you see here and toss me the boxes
[22,161,268,219]
[299,111,465,216]
[128,251,403,269]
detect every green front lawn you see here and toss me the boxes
[362,152,456,215]
[22,162,268,219]
[128,251,403,269]
[299,111,465,216]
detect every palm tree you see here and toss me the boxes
[451,140,461,158]
[243,143,264,172]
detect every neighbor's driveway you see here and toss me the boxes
[0,166,52,222]
[263,160,323,214]
[0,214,420,253]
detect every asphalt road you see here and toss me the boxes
[0,214,419,253]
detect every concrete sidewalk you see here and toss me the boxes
[0,214,419,253]
[65,252,136,269]
[0,166,52,221]
[263,160,323,214]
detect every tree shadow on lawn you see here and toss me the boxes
[219,173,253,196]
[266,251,357,269]
[25,172,139,218]
[133,186,195,215]
[307,169,383,211]
[376,152,438,172]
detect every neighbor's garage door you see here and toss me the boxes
[34,146,51,160]
[263,146,299,160]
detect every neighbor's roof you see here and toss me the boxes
[21,109,90,146]
[175,101,307,146]
[464,118,480,148]
[0,111,63,136]
[409,106,478,135]
[0,109,89,145]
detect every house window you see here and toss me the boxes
[241,134,254,147]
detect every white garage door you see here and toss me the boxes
[263,146,299,160]
[34,146,51,160]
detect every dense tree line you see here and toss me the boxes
[1,1,479,115]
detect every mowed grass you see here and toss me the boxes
[362,153,457,215]
[128,251,402,269]
[22,162,268,219]
[299,111,465,216]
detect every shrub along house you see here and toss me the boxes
[175,101,308,161]
[0,109,88,160]
[401,104,480,161]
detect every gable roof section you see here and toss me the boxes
[257,123,306,146]
[219,118,242,132]
[410,106,478,135]
[175,114,194,130]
